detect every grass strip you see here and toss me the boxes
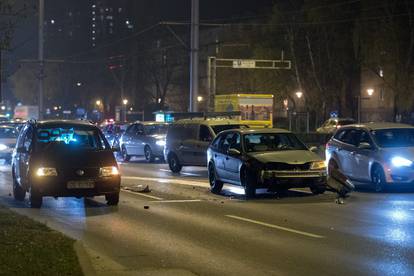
[0,205,83,275]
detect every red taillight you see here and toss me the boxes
[336,125,341,128]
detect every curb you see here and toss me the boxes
[74,240,97,276]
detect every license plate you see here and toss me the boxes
[67,180,95,189]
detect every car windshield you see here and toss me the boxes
[371,128,414,148]
[144,124,168,135]
[211,124,248,135]
[36,125,109,151]
[0,127,18,138]
[244,133,307,152]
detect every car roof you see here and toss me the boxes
[328,117,355,122]
[132,121,169,126]
[341,122,414,131]
[219,128,291,135]
[35,120,95,127]
[173,117,244,126]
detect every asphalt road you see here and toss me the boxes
[0,158,414,275]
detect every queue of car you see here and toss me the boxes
[3,115,414,208]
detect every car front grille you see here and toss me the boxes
[60,168,100,179]
[265,162,311,171]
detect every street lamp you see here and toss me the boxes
[197,96,203,102]
[122,99,128,122]
[295,91,303,99]
[96,100,102,106]
[357,88,375,123]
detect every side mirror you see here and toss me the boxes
[359,142,372,150]
[16,147,27,153]
[228,148,241,156]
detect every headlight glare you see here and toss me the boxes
[391,156,412,167]
[0,144,8,151]
[100,166,119,177]
[310,161,326,170]
[36,167,58,177]
[156,140,166,146]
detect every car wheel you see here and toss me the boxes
[12,173,25,201]
[372,165,386,192]
[208,163,223,194]
[106,193,119,206]
[121,146,131,162]
[29,187,42,208]
[241,168,256,199]
[168,153,182,173]
[144,146,155,163]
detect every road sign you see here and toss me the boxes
[232,59,256,69]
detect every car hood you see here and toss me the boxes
[32,148,116,168]
[380,147,414,161]
[151,134,166,140]
[247,150,322,164]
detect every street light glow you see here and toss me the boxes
[197,96,203,102]
[367,88,374,96]
[295,91,303,99]
[76,82,82,87]
[96,100,102,106]
[123,99,128,105]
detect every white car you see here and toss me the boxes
[0,125,19,163]
[326,122,414,192]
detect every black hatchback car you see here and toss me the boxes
[12,120,120,208]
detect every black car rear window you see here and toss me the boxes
[35,125,109,151]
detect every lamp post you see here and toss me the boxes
[357,88,374,123]
[122,99,128,122]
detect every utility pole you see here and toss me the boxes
[189,0,199,112]
[38,0,45,120]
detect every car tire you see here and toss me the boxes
[12,174,25,201]
[144,146,155,163]
[121,146,131,162]
[29,187,42,208]
[372,165,386,192]
[168,153,182,173]
[106,193,119,206]
[241,168,256,199]
[208,163,223,194]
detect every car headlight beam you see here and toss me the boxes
[310,161,326,170]
[100,166,119,177]
[36,167,58,177]
[156,140,166,146]
[391,156,413,167]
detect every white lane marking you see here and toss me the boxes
[122,176,209,188]
[150,199,203,203]
[159,169,202,177]
[121,189,163,200]
[225,215,324,239]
